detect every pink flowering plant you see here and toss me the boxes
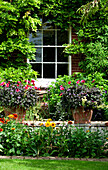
[43,73,107,120]
[0,81,38,110]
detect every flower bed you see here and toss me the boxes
[0,114,108,158]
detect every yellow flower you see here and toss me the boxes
[11,128,15,130]
[8,114,14,119]
[86,130,89,133]
[106,138,108,140]
[45,121,51,127]
[51,122,56,128]
[47,118,52,122]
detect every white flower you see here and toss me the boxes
[82,96,87,106]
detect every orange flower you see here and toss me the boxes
[11,128,15,130]
[68,121,73,124]
[0,128,3,132]
[8,114,14,119]
[13,113,18,119]
[51,122,56,128]
[86,130,89,133]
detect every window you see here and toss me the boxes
[28,17,71,86]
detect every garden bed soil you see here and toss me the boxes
[0,156,108,162]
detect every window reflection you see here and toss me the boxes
[29,31,42,45]
[57,30,68,45]
[43,64,55,78]
[30,48,42,62]
[42,16,55,29]
[57,64,68,77]
[43,47,55,62]
[31,63,42,78]
[35,48,42,62]
[57,47,68,62]
[43,30,55,45]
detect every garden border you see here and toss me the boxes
[0,156,108,162]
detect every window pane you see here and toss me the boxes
[35,48,42,62]
[57,30,68,45]
[43,64,55,78]
[43,30,55,45]
[29,31,42,45]
[31,63,42,78]
[43,47,55,62]
[43,16,55,29]
[30,48,42,62]
[57,47,68,62]
[57,64,68,77]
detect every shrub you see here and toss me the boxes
[0,65,38,85]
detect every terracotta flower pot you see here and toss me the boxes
[3,106,26,121]
[71,106,93,124]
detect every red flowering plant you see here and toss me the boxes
[0,80,38,111]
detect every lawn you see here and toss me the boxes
[0,159,108,170]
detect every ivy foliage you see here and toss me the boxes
[77,0,108,25]
[0,0,41,68]
[41,0,90,29]
[64,0,108,78]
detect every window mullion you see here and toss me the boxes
[69,26,72,76]
[42,29,43,78]
[55,29,57,79]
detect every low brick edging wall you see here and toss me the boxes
[0,156,108,162]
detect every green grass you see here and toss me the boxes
[0,159,108,170]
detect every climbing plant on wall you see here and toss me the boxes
[0,0,41,68]
[64,0,108,78]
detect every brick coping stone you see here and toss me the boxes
[0,156,108,162]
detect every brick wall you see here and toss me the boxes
[71,31,83,74]
[71,54,83,74]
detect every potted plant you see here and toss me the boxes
[0,81,38,121]
[60,84,104,124]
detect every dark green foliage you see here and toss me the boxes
[41,0,90,29]
[64,0,108,78]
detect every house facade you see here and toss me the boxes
[28,16,82,87]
